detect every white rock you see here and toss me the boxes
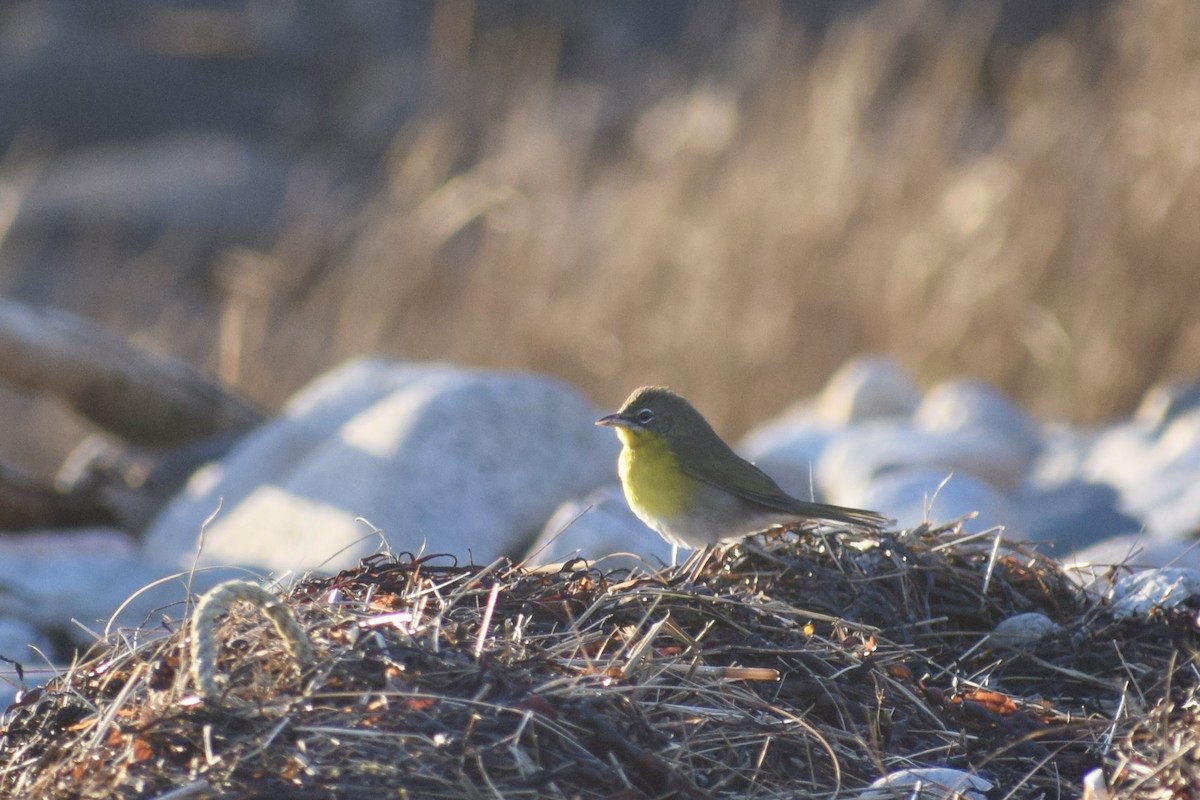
[1064,533,1200,576]
[855,468,1021,535]
[1135,379,1200,434]
[819,422,1032,498]
[740,425,834,501]
[1137,478,1200,542]
[0,528,203,633]
[990,612,1060,649]
[1019,424,1142,553]
[1081,422,1157,493]
[737,356,920,498]
[1084,411,1200,539]
[1145,410,1200,475]
[1134,412,1200,534]
[1109,567,1200,617]
[1025,423,1096,487]
[861,767,993,800]
[1016,480,1140,555]
[1082,767,1111,800]
[814,355,921,424]
[525,487,674,571]
[915,379,1041,458]
[143,359,619,574]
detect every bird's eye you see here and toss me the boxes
[636,408,654,424]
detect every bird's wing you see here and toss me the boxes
[678,439,889,528]
[678,450,794,509]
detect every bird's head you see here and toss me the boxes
[596,386,709,448]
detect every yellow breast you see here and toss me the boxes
[615,427,700,523]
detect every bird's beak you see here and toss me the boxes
[595,413,630,428]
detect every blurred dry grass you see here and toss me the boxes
[12,0,1200,441]
[237,0,1200,433]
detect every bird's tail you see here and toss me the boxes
[796,501,891,529]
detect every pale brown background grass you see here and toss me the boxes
[4,0,1200,452]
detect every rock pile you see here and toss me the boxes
[3,355,1200,712]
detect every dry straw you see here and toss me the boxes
[1,522,1198,798]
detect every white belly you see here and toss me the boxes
[640,483,803,550]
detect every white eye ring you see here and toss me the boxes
[636,408,654,424]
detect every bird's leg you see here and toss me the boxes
[673,546,703,583]
[681,544,716,585]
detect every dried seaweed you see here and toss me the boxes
[2,522,1197,799]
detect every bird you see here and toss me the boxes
[596,386,888,573]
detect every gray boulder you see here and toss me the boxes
[989,612,1060,650]
[819,422,1033,500]
[855,467,1021,535]
[143,359,618,573]
[1084,410,1200,539]
[862,767,993,800]
[525,486,674,571]
[1135,379,1200,434]
[916,379,1042,459]
[814,354,922,424]
[0,528,191,634]
[1067,534,1200,575]
[1017,479,1141,554]
[1109,567,1200,617]
[739,355,920,499]
[739,423,834,502]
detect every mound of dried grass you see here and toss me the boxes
[1,523,1197,798]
